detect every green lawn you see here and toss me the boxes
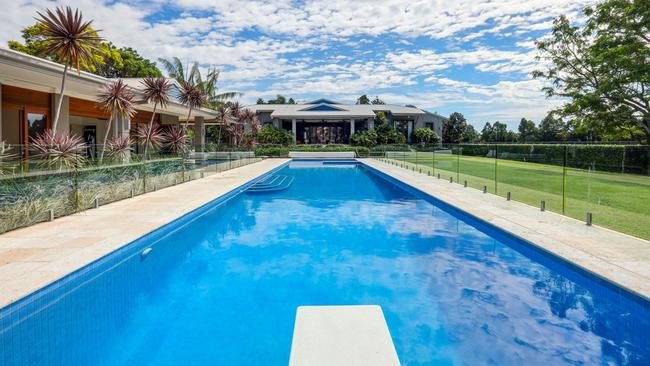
[381,152,650,240]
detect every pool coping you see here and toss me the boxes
[0,159,290,311]
[360,158,650,303]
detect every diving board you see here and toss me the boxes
[289,305,400,366]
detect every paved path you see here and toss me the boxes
[0,159,289,308]
[363,158,650,301]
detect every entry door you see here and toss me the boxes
[19,108,50,161]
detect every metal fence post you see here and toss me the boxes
[456,146,460,183]
[562,145,567,214]
[494,144,498,194]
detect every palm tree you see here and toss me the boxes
[194,68,241,108]
[35,6,102,132]
[158,57,240,108]
[139,77,171,158]
[96,79,135,163]
[178,81,206,133]
[239,109,261,148]
[157,57,198,84]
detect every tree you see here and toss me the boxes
[412,128,440,145]
[481,122,494,142]
[534,0,650,146]
[371,96,386,105]
[268,95,287,104]
[538,113,567,142]
[442,112,468,143]
[356,95,370,104]
[139,77,171,158]
[158,57,240,108]
[96,79,135,162]
[288,98,296,104]
[10,25,160,78]
[33,6,102,132]
[256,98,265,104]
[178,82,206,132]
[460,125,479,142]
[517,118,538,142]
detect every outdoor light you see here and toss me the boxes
[483,185,487,193]
[586,212,593,226]
[464,180,468,187]
[540,200,546,211]
[507,192,511,201]
[94,198,100,209]
[48,209,54,222]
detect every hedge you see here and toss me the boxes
[451,144,650,175]
[255,144,370,157]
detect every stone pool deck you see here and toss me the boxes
[0,158,289,309]
[363,158,650,301]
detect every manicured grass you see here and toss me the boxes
[382,153,650,240]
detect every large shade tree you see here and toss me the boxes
[442,112,468,143]
[34,6,102,132]
[534,0,650,147]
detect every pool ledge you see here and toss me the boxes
[0,158,290,309]
[360,158,650,302]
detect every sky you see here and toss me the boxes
[0,0,600,129]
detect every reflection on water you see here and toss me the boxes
[1,162,648,365]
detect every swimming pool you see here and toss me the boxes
[1,160,648,365]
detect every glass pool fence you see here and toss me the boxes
[370,144,650,241]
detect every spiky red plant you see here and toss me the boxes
[30,130,87,169]
[139,77,171,157]
[105,136,132,161]
[164,126,188,155]
[134,123,164,159]
[35,6,102,131]
[97,79,135,162]
[178,81,207,131]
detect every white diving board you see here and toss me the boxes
[289,305,400,366]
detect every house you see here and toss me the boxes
[0,47,216,159]
[246,99,446,144]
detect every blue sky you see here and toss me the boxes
[1,0,599,129]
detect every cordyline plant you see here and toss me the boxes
[104,136,132,162]
[139,77,171,158]
[96,79,136,163]
[134,123,164,160]
[239,109,261,148]
[30,130,87,170]
[178,81,206,132]
[164,125,188,156]
[214,105,232,147]
[35,6,102,131]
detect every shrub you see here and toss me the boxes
[254,144,370,157]
[412,128,440,145]
[350,130,377,147]
[257,124,293,145]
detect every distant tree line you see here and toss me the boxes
[256,95,296,104]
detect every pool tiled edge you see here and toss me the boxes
[360,158,650,302]
[0,159,290,309]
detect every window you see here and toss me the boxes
[425,123,434,130]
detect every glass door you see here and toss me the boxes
[20,108,50,166]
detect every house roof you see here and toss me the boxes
[245,101,425,120]
[0,47,217,120]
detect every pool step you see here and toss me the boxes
[246,175,294,193]
[289,305,400,366]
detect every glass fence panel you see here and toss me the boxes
[494,144,565,213]
[458,144,496,193]
[435,145,459,182]
[0,170,76,233]
[565,145,650,239]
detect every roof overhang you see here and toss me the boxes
[0,47,217,120]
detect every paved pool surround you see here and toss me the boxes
[1,157,649,309]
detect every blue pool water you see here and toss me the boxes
[1,161,649,365]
